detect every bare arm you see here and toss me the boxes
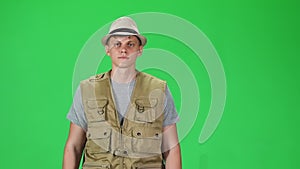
[63,123,86,169]
[162,124,182,169]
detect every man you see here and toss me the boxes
[63,16,181,169]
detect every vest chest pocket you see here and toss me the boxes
[86,127,112,154]
[86,99,108,122]
[135,98,158,123]
[131,127,162,154]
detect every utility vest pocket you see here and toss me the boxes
[86,99,108,122]
[132,163,163,169]
[131,127,162,154]
[86,127,112,154]
[134,98,158,123]
[83,161,111,169]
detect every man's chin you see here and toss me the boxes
[116,64,131,69]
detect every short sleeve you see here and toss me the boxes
[163,86,180,127]
[66,86,88,131]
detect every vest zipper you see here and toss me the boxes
[108,78,125,169]
[120,126,124,169]
[108,72,140,169]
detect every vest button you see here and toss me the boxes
[97,109,104,115]
[138,107,145,113]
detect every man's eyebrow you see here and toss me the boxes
[109,38,138,44]
[118,40,137,43]
[127,40,136,43]
[110,40,121,44]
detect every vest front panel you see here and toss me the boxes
[81,71,166,169]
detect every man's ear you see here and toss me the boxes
[137,46,144,56]
[105,45,110,56]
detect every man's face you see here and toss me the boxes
[105,35,143,69]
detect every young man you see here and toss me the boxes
[63,16,181,169]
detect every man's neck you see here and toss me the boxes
[110,67,137,83]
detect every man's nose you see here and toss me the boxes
[120,45,127,53]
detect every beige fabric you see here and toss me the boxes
[80,71,166,169]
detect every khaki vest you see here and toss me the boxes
[80,71,166,169]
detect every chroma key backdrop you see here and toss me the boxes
[0,0,299,169]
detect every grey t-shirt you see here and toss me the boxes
[67,80,179,131]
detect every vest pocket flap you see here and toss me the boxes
[132,128,161,138]
[135,98,158,122]
[87,99,108,109]
[86,99,108,122]
[87,128,111,139]
[135,98,158,108]
[131,127,162,154]
[83,161,111,169]
[83,167,110,169]
[86,128,112,154]
[132,163,162,169]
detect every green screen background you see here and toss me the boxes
[1,0,299,168]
